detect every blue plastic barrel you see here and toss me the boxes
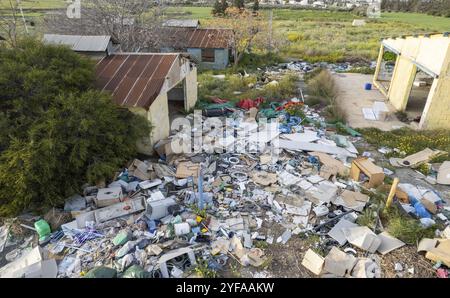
[364,83,372,90]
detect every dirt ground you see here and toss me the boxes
[221,222,436,278]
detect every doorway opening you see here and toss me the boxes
[376,48,397,93]
[404,68,434,124]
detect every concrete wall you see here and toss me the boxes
[387,56,417,111]
[125,55,199,155]
[128,107,153,155]
[374,35,450,129]
[419,47,450,129]
[147,92,170,153]
[187,48,229,70]
[185,65,198,111]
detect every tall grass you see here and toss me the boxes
[306,69,346,123]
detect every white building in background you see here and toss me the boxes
[287,0,309,5]
[312,1,326,8]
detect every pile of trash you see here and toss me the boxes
[264,60,377,74]
[0,99,448,278]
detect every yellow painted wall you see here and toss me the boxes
[375,35,450,129]
[387,56,416,111]
[419,48,450,129]
[185,65,198,111]
[147,92,170,150]
[128,93,170,155]
[129,107,154,155]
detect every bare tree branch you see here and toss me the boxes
[44,0,165,52]
[0,0,20,48]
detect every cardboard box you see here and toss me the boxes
[128,159,151,180]
[350,157,385,188]
[96,187,123,207]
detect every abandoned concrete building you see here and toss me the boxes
[95,53,198,154]
[159,28,233,70]
[373,33,450,129]
[43,34,120,60]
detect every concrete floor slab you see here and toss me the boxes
[334,73,411,131]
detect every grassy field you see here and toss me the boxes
[2,3,450,62]
[165,7,450,62]
[0,0,64,9]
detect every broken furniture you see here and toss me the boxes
[350,157,385,188]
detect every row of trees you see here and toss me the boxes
[212,0,260,16]
[0,40,149,216]
[381,0,450,17]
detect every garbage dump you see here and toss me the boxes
[0,67,448,279]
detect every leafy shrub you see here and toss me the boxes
[0,39,149,216]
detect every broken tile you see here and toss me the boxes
[376,232,405,255]
[327,218,358,246]
[323,247,357,277]
[341,226,381,253]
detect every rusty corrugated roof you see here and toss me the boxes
[95,53,178,109]
[160,28,233,49]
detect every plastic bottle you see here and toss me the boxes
[34,219,51,240]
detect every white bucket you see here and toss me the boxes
[174,223,190,236]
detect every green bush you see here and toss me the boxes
[383,51,397,62]
[0,39,150,216]
[387,216,436,245]
[235,52,285,71]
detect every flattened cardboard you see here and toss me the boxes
[252,171,277,186]
[175,162,200,178]
[128,159,151,180]
[399,148,444,168]
[302,249,324,275]
[333,190,368,212]
[420,199,437,214]
[425,239,450,267]
[437,161,450,185]
[417,238,438,253]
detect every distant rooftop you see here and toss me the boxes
[159,28,233,49]
[43,34,117,52]
[162,19,200,28]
